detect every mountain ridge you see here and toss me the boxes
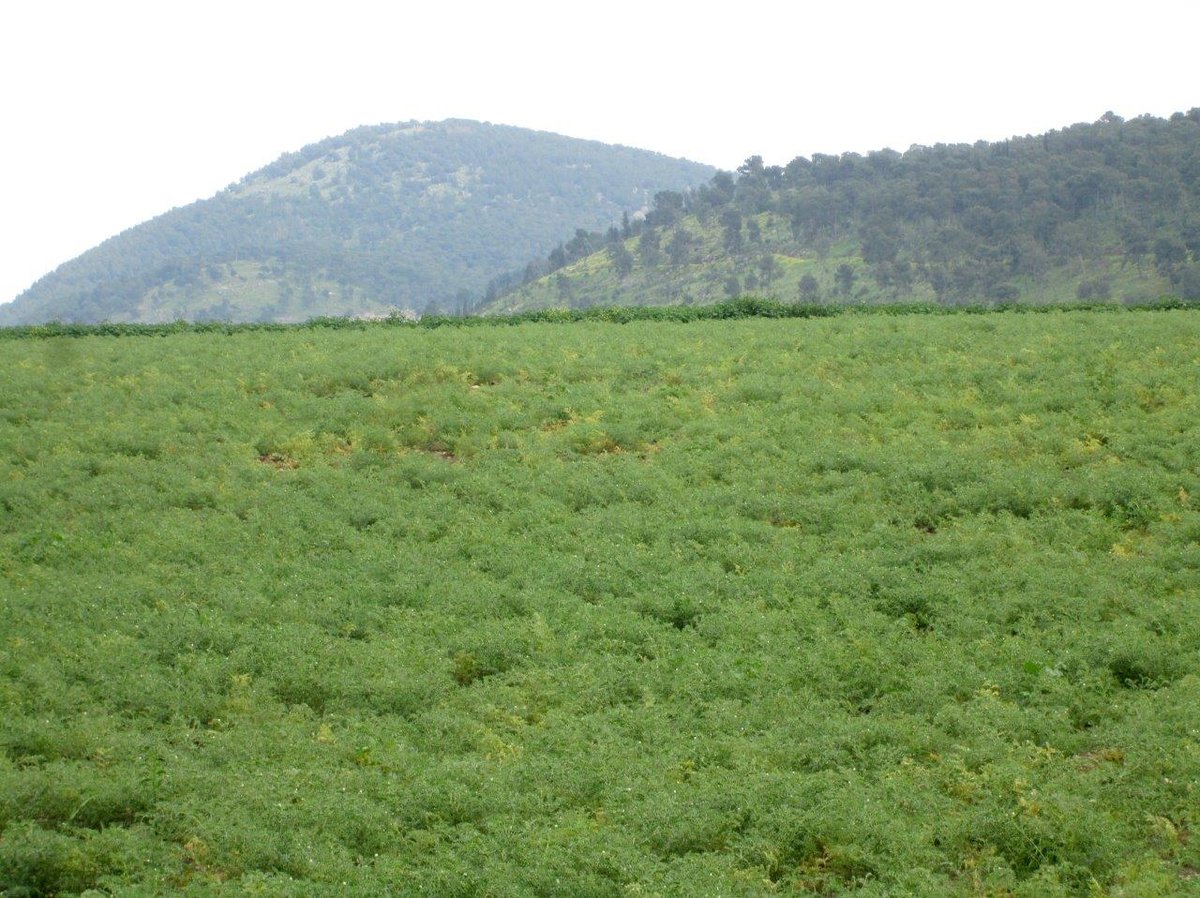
[1,120,714,325]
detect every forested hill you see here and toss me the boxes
[484,110,1200,313]
[0,121,713,325]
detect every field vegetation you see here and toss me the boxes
[2,308,1199,895]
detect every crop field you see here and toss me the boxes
[2,310,1199,896]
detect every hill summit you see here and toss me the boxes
[0,121,713,325]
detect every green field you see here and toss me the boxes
[2,310,1199,896]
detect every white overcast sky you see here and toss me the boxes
[1,0,1197,305]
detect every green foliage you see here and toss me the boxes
[488,110,1200,314]
[3,295,1197,343]
[1,121,713,326]
[2,310,1200,894]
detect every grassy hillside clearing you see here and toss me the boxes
[489,212,1175,314]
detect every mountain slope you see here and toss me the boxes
[485,110,1200,313]
[1,121,713,325]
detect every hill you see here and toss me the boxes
[484,110,1200,312]
[0,121,713,325]
[1,309,1198,894]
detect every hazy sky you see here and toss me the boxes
[2,0,1197,305]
